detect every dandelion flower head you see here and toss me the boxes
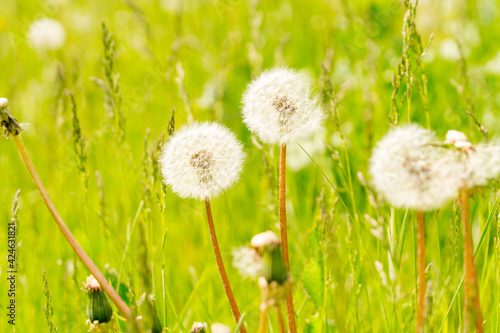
[446,130,500,188]
[160,122,245,200]
[27,18,66,51]
[369,124,461,211]
[242,67,324,144]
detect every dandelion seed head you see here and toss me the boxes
[456,143,500,188]
[369,124,461,211]
[232,246,262,280]
[242,67,324,144]
[160,122,245,200]
[27,18,66,51]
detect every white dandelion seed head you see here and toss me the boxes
[211,323,231,333]
[455,143,500,188]
[369,124,462,211]
[27,18,66,51]
[232,246,262,280]
[160,122,245,200]
[242,67,324,144]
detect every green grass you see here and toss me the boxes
[1,0,500,332]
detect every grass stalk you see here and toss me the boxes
[460,187,484,332]
[204,198,247,333]
[416,210,426,333]
[12,135,137,328]
[279,143,298,333]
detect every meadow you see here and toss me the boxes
[1,0,500,332]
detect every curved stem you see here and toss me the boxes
[204,199,247,333]
[279,143,297,333]
[416,210,426,333]
[12,136,137,328]
[460,187,484,333]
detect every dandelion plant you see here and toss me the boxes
[446,130,500,332]
[242,67,324,332]
[160,122,246,332]
[0,99,137,329]
[369,124,462,332]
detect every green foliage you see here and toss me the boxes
[1,0,500,332]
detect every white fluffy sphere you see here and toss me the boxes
[27,18,66,51]
[160,122,245,200]
[242,67,324,144]
[369,125,462,211]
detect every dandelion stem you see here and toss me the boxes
[279,143,297,333]
[460,187,484,333]
[276,305,287,333]
[416,210,426,333]
[204,198,247,333]
[258,303,268,333]
[11,136,137,328]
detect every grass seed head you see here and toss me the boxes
[242,67,324,144]
[160,122,245,200]
[369,124,462,211]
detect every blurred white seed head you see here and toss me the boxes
[369,124,461,211]
[0,98,8,109]
[211,323,231,333]
[160,122,245,200]
[445,130,500,188]
[242,67,324,144]
[232,246,262,280]
[27,18,66,51]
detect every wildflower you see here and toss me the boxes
[242,67,324,144]
[27,18,66,51]
[160,122,245,200]
[160,122,247,332]
[83,275,113,325]
[369,124,461,211]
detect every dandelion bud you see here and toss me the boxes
[250,231,280,251]
[160,122,245,200]
[242,67,324,144]
[83,275,113,324]
[190,322,207,333]
[251,231,288,284]
[27,18,66,52]
[0,98,8,109]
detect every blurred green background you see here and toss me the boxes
[1,0,500,331]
